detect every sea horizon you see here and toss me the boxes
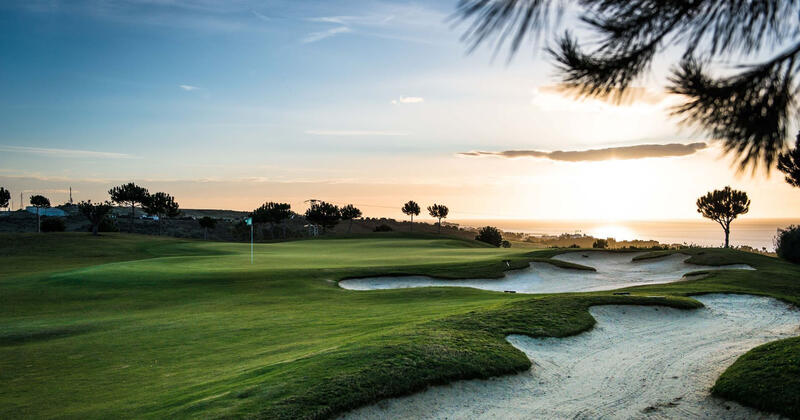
[451,218,800,251]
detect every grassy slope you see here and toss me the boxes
[712,337,800,418]
[0,234,796,419]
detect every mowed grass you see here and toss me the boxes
[1,233,798,419]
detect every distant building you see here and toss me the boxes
[25,206,67,217]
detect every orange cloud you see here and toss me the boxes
[459,142,708,162]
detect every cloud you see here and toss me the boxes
[307,14,397,25]
[391,96,424,105]
[0,145,136,159]
[301,7,440,44]
[305,130,408,136]
[250,10,269,22]
[459,143,708,162]
[301,26,352,43]
[179,84,201,91]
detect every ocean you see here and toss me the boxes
[452,218,800,251]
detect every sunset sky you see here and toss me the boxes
[2,0,799,221]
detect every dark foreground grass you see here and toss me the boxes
[0,234,797,418]
[712,337,800,419]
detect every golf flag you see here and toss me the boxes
[245,217,252,226]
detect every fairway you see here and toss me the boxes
[2,233,799,419]
[0,234,545,419]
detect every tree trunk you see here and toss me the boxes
[437,217,442,233]
[92,222,99,236]
[348,219,353,233]
[204,227,208,240]
[37,208,41,233]
[410,214,413,232]
[130,203,135,233]
[724,228,730,248]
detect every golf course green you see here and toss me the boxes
[1,233,798,419]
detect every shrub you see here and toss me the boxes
[373,224,392,232]
[775,225,800,264]
[593,239,608,249]
[40,217,66,232]
[501,240,511,248]
[475,226,503,247]
[88,216,119,233]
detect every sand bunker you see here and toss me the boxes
[341,294,800,419]
[339,252,754,294]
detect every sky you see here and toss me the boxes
[1,0,799,221]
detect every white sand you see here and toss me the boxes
[341,294,800,419]
[339,252,754,294]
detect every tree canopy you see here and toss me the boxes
[340,204,362,233]
[778,132,800,188]
[696,186,750,248]
[402,201,421,217]
[475,226,503,247]
[402,200,421,232]
[251,202,292,225]
[340,204,362,221]
[109,183,149,207]
[0,187,10,208]
[29,195,51,233]
[29,195,50,208]
[427,204,450,233]
[304,201,341,232]
[456,0,800,172]
[109,182,149,233]
[143,192,180,219]
[79,200,114,236]
[142,192,179,235]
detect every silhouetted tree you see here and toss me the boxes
[696,186,750,248]
[456,0,800,172]
[778,132,800,188]
[593,239,608,249]
[251,202,292,239]
[198,216,218,240]
[475,226,503,247]
[304,201,340,233]
[142,192,180,235]
[775,225,800,264]
[402,200,421,232]
[109,183,149,233]
[427,204,449,234]
[29,195,50,233]
[79,200,113,236]
[340,204,362,233]
[0,187,9,209]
